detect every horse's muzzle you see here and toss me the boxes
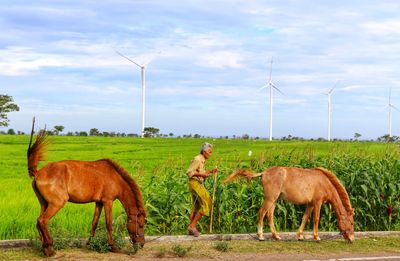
[347,235,355,243]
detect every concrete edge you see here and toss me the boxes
[2,231,400,249]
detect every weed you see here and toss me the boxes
[30,223,82,251]
[171,244,192,257]
[213,241,229,252]
[154,247,167,258]
[87,215,126,253]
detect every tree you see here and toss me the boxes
[242,134,250,140]
[7,128,15,135]
[53,125,65,135]
[377,134,397,143]
[143,127,160,137]
[79,131,88,136]
[0,95,20,127]
[354,133,362,141]
[90,128,100,136]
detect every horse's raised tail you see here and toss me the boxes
[223,169,263,184]
[27,119,49,178]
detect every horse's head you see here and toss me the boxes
[127,210,146,248]
[338,208,355,243]
[223,169,254,184]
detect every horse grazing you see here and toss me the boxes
[224,167,355,243]
[27,129,146,257]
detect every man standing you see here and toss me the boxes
[186,142,218,237]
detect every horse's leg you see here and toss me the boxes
[297,205,314,240]
[257,200,278,241]
[32,182,48,243]
[32,182,48,215]
[312,202,323,241]
[257,201,267,240]
[103,200,119,252]
[37,203,64,257]
[87,202,103,244]
[265,202,280,240]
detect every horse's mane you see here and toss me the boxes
[103,159,146,216]
[315,167,353,215]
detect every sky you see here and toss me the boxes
[1,0,400,139]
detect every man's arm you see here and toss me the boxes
[187,157,218,178]
[191,168,218,178]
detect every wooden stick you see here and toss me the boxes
[209,170,218,233]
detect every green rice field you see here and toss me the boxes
[0,135,399,240]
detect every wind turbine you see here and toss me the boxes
[325,82,339,141]
[260,56,284,141]
[116,51,147,138]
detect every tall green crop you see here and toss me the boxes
[0,135,399,240]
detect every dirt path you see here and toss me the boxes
[3,248,400,261]
[2,236,400,261]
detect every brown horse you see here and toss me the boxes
[27,129,146,257]
[224,167,355,243]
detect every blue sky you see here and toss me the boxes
[1,1,400,139]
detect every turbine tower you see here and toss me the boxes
[260,56,284,141]
[116,51,147,138]
[326,88,334,141]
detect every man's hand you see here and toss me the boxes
[211,168,218,174]
[207,168,218,176]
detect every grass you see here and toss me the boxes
[1,135,400,240]
[1,237,400,260]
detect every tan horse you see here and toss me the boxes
[27,129,146,257]
[224,167,355,242]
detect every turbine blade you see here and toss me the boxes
[116,51,142,68]
[269,56,273,83]
[259,85,268,91]
[333,80,340,88]
[391,104,399,111]
[271,82,284,95]
[142,50,163,66]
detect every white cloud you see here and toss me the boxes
[0,47,69,76]
[152,86,252,98]
[363,19,400,35]
[195,51,244,69]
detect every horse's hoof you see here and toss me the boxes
[43,247,56,257]
[315,237,321,242]
[257,233,265,241]
[110,245,121,253]
[272,235,282,241]
[297,234,304,241]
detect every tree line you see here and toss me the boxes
[1,94,399,142]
